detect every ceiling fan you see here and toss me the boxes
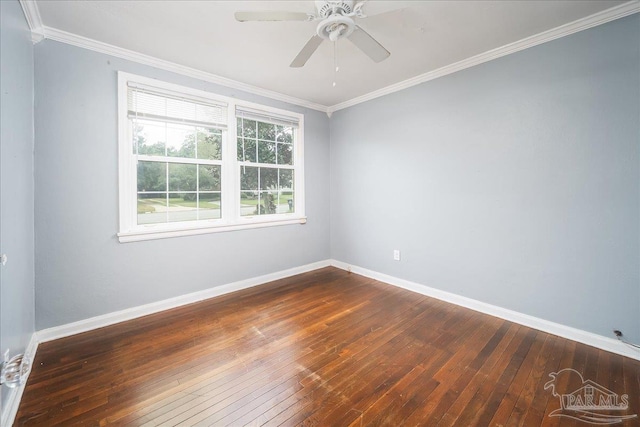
[235,0,390,68]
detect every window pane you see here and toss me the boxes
[169,163,197,192]
[134,119,166,155]
[240,166,258,191]
[138,161,166,192]
[277,126,294,143]
[239,167,294,216]
[196,127,222,160]
[256,191,277,215]
[166,124,195,158]
[258,141,276,164]
[137,193,223,223]
[275,125,284,142]
[277,143,293,165]
[258,122,276,141]
[260,167,278,190]
[240,191,258,217]
[281,191,294,213]
[241,119,257,138]
[167,193,197,222]
[199,193,221,220]
[237,138,257,162]
[137,195,167,225]
[168,210,198,222]
[279,169,294,191]
[199,165,221,191]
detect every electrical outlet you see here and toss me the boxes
[393,250,401,261]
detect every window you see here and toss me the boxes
[129,83,226,226]
[118,73,305,242]
[237,108,296,217]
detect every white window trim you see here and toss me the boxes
[117,72,306,243]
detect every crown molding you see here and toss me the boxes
[19,0,44,43]
[39,25,329,113]
[17,0,639,114]
[327,0,640,113]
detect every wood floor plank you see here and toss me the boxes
[487,330,547,426]
[622,356,640,424]
[504,333,556,426]
[433,321,516,426]
[259,315,438,426]
[380,316,504,426]
[315,304,476,426]
[194,295,424,426]
[448,325,532,426]
[540,339,577,427]
[14,267,640,426]
[518,335,566,427]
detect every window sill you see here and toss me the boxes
[117,216,307,243]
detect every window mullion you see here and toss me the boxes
[223,101,238,222]
[129,121,138,230]
[294,123,304,215]
[137,155,221,165]
[238,161,294,169]
[196,164,200,220]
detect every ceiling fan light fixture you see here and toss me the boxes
[316,14,355,41]
[328,25,344,41]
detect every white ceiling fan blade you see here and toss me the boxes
[357,1,415,18]
[235,11,312,22]
[347,26,390,63]
[290,36,324,68]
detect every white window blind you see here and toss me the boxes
[128,83,228,129]
[236,106,299,128]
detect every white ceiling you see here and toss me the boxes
[34,0,629,109]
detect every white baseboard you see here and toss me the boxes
[37,259,331,343]
[1,332,39,427]
[329,259,640,361]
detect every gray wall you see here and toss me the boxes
[330,15,640,342]
[34,41,330,329]
[0,0,36,410]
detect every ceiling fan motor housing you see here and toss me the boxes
[315,0,354,18]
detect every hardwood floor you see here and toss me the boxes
[15,267,640,426]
